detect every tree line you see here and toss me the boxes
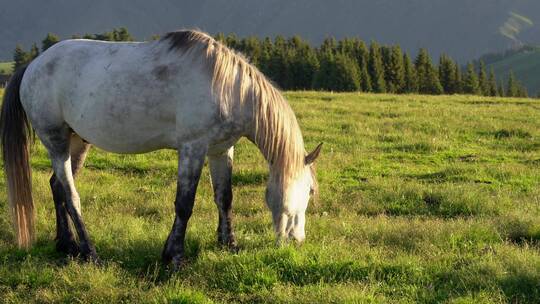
[11,28,529,97]
[12,28,134,70]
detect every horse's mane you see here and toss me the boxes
[162,30,306,187]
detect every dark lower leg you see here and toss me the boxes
[162,143,206,268]
[64,202,97,261]
[51,146,97,262]
[216,186,236,248]
[51,174,79,255]
[209,150,236,248]
[51,136,91,256]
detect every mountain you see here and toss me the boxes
[481,46,540,96]
[1,1,540,62]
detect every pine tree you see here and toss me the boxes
[384,46,405,93]
[266,35,290,89]
[352,39,369,72]
[478,61,489,96]
[517,85,528,98]
[258,37,273,76]
[462,63,480,95]
[454,65,463,94]
[506,71,518,97]
[337,38,355,57]
[313,53,335,91]
[95,31,114,41]
[42,33,60,52]
[225,33,240,49]
[359,63,372,92]
[487,68,498,97]
[402,53,417,93]
[288,39,319,90]
[438,54,456,94]
[352,39,370,91]
[29,43,39,60]
[368,42,386,93]
[332,53,360,91]
[13,45,28,69]
[415,48,442,94]
[498,81,505,97]
[320,37,337,55]
[215,33,226,43]
[380,45,392,89]
[241,36,262,66]
[426,68,443,94]
[113,28,134,41]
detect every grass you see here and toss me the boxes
[0,90,539,303]
[0,62,13,75]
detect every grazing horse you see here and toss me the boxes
[0,30,322,267]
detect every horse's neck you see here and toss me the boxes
[243,96,304,188]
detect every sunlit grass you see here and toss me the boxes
[0,91,539,303]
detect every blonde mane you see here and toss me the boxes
[163,30,306,187]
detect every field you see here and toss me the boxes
[0,90,539,303]
[0,62,13,75]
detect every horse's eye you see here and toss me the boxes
[309,188,314,195]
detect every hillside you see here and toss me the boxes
[484,47,540,96]
[0,90,539,302]
[1,1,540,62]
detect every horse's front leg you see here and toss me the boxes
[208,147,237,250]
[162,142,207,269]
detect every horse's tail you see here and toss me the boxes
[0,66,35,249]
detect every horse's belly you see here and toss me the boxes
[67,101,177,154]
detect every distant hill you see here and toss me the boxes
[480,46,540,96]
[1,1,540,62]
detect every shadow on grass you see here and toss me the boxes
[232,171,266,186]
[477,128,532,139]
[383,142,435,153]
[0,234,204,284]
[406,168,471,183]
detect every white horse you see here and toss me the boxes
[0,30,321,267]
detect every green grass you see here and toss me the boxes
[0,90,539,303]
[0,62,13,75]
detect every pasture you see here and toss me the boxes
[0,90,539,303]
[0,62,13,75]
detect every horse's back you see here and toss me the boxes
[20,39,221,153]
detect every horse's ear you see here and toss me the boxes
[305,143,323,165]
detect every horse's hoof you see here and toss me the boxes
[227,240,239,253]
[162,249,173,265]
[82,254,102,266]
[218,234,238,252]
[80,247,100,265]
[56,239,80,256]
[171,255,188,271]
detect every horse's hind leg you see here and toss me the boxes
[208,147,237,250]
[51,134,91,255]
[41,126,97,261]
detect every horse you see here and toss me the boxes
[0,30,322,268]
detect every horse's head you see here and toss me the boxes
[265,143,322,244]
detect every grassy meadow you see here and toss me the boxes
[0,62,13,75]
[0,90,539,303]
